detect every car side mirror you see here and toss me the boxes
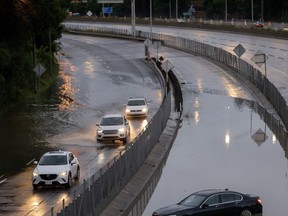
[70,159,75,165]
[96,123,99,126]
[202,203,209,209]
[34,161,38,165]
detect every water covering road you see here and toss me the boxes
[0,35,163,215]
[0,30,287,216]
[143,42,288,216]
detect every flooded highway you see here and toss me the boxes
[0,33,288,216]
[143,48,288,216]
[0,35,163,215]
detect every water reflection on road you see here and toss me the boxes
[144,93,288,216]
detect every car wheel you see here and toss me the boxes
[75,167,80,181]
[97,138,102,142]
[66,173,72,188]
[33,184,39,190]
[240,209,252,216]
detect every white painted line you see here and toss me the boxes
[0,178,7,185]
[26,158,36,166]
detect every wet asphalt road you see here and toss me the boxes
[0,32,287,216]
[0,35,163,215]
[143,43,288,216]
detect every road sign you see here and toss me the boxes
[161,60,173,73]
[154,41,161,49]
[102,7,112,14]
[144,38,152,47]
[183,12,192,16]
[251,50,268,67]
[233,44,246,57]
[251,128,267,146]
[34,64,45,76]
[87,11,92,17]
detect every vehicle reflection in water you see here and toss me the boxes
[141,119,148,130]
[27,190,70,215]
[225,130,230,148]
[193,96,200,125]
[144,95,288,216]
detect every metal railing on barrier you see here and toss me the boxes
[44,81,171,215]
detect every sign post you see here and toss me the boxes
[33,64,46,97]
[251,50,268,77]
[161,60,174,97]
[143,38,152,60]
[251,49,268,93]
[233,44,246,73]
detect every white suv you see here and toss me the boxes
[96,114,130,143]
[32,151,80,189]
[125,97,148,117]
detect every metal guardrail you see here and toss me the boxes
[53,91,171,216]
[63,22,288,127]
[52,23,288,216]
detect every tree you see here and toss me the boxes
[0,0,69,106]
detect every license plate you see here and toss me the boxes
[45,181,52,185]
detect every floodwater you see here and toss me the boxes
[144,92,288,216]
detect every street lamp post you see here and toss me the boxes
[261,0,264,21]
[225,0,227,22]
[251,0,254,24]
[131,0,136,37]
[175,0,178,19]
[150,0,152,38]
[169,0,171,19]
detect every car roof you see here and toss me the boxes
[103,114,123,118]
[128,97,146,101]
[43,150,70,156]
[194,189,239,196]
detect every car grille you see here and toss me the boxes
[103,130,118,134]
[40,174,57,180]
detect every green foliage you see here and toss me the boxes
[0,0,69,106]
[204,0,288,21]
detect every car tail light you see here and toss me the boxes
[257,197,262,205]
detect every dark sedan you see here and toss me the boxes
[152,189,262,216]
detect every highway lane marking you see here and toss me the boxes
[26,158,36,166]
[0,175,7,185]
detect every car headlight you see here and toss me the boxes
[33,171,39,177]
[125,108,131,113]
[118,128,125,133]
[59,171,68,177]
[142,107,148,112]
[97,127,103,133]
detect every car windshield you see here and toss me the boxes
[179,194,207,207]
[39,155,67,165]
[101,117,123,126]
[127,100,146,106]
